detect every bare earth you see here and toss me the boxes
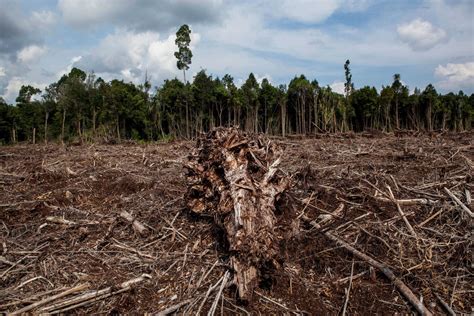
[1,131,473,314]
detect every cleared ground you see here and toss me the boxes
[1,131,473,314]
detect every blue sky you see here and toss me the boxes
[0,0,473,103]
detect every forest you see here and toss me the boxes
[1,67,473,145]
[0,24,473,144]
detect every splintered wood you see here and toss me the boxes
[185,127,291,300]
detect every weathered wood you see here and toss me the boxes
[119,210,148,235]
[185,127,291,300]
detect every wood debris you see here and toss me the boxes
[185,127,292,300]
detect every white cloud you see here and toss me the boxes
[0,67,5,77]
[329,81,345,94]
[274,0,342,23]
[435,62,474,90]
[17,45,47,63]
[267,0,374,23]
[31,10,57,29]
[56,55,82,79]
[255,74,272,84]
[397,18,447,51]
[74,29,200,84]
[1,77,46,103]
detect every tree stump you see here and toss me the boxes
[185,127,291,300]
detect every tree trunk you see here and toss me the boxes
[77,120,82,144]
[314,97,318,134]
[185,101,189,138]
[116,116,121,141]
[427,102,432,131]
[92,107,96,138]
[281,100,286,137]
[186,128,291,301]
[44,111,49,144]
[395,98,400,130]
[61,107,66,143]
[32,128,36,145]
[255,103,259,133]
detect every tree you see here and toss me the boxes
[391,74,404,129]
[344,60,354,97]
[421,84,438,131]
[174,24,193,137]
[174,24,193,83]
[16,85,42,143]
[351,86,378,131]
[42,83,58,144]
[380,86,394,130]
[241,73,260,132]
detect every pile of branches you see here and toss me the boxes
[185,127,293,300]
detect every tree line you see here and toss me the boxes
[0,25,472,144]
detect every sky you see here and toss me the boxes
[0,0,473,103]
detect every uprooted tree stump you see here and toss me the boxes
[185,127,292,300]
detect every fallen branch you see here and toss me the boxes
[40,274,151,313]
[444,187,473,218]
[387,186,417,237]
[46,216,77,225]
[306,218,432,316]
[374,196,436,205]
[119,210,148,235]
[208,271,230,316]
[156,299,194,316]
[434,293,456,316]
[10,283,90,315]
[341,260,355,316]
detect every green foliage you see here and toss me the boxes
[1,62,472,145]
[174,24,193,82]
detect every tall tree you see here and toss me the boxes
[344,60,354,97]
[391,74,403,129]
[421,84,438,131]
[174,24,193,137]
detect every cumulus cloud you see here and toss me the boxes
[435,62,474,90]
[58,0,223,31]
[31,10,57,30]
[0,1,56,56]
[329,81,345,94]
[267,0,374,23]
[55,55,83,79]
[1,77,47,103]
[0,67,5,77]
[17,45,47,63]
[397,18,447,51]
[272,0,342,23]
[74,29,200,84]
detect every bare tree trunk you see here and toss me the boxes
[395,99,400,129]
[116,116,121,142]
[314,98,318,134]
[32,128,36,145]
[11,128,16,144]
[185,101,189,138]
[427,102,432,131]
[92,107,96,138]
[61,107,66,144]
[281,100,286,137]
[255,104,259,133]
[44,111,49,144]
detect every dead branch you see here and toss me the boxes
[10,283,90,315]
[444,187,474,218]
[119,210,148,235]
